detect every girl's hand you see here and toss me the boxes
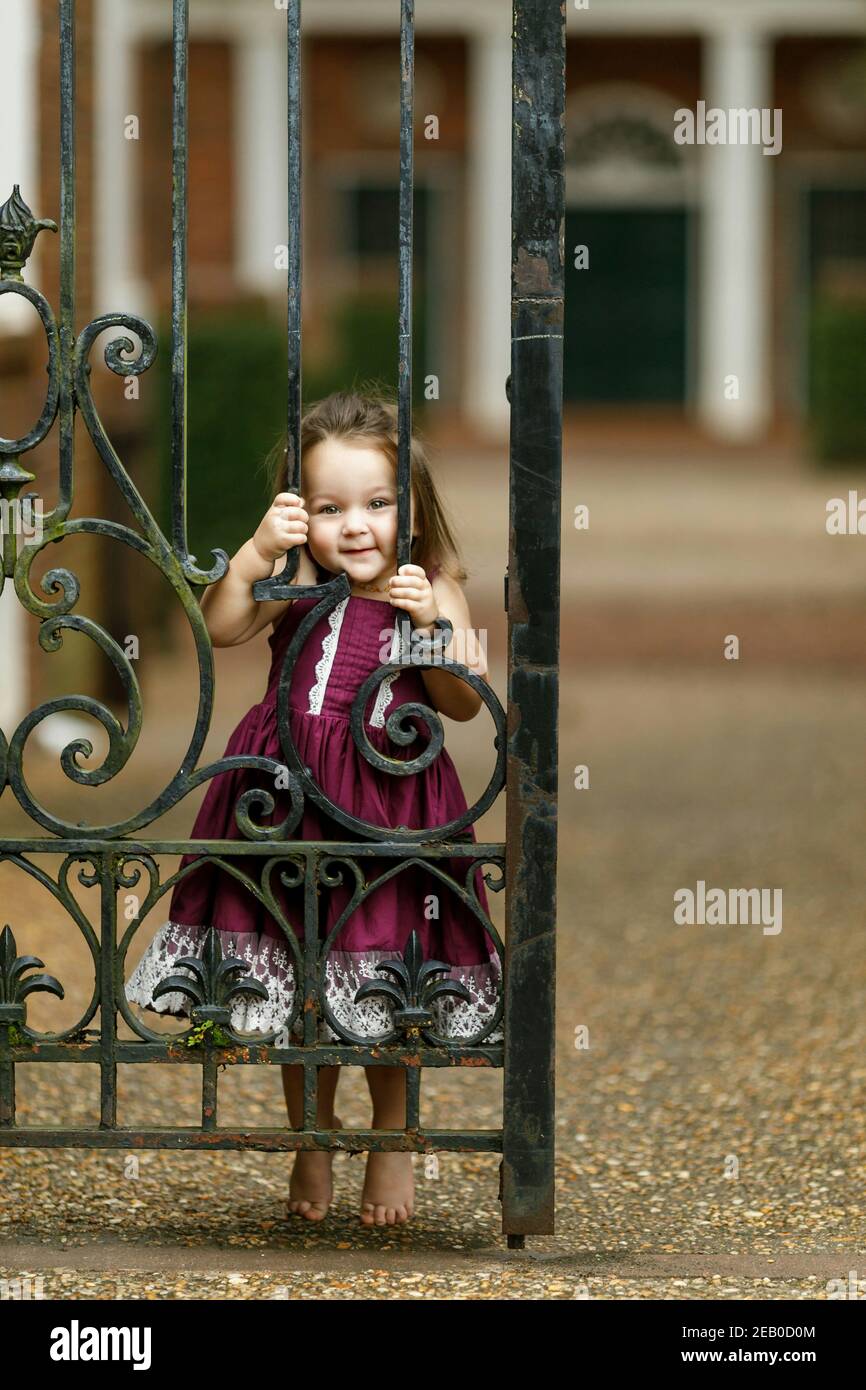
[252,493,308,564]
[388,564,439,628]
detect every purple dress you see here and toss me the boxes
[125,573,503,1042]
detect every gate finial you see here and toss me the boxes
[0,186,57,282]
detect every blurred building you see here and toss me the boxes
[2,0,866,723]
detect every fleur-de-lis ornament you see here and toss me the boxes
[354,928,471,1038]
[0,924,64,1025]
[152,925,268,1028]
[0,186,57,282]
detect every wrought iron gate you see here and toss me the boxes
[0,0,563,1244]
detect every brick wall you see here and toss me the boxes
[138,40,236,312]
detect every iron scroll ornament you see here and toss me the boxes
[0,188,505,845]
[0,247,310,842]
[0,854,100,1045]
[114,852,306,1048]
[315,852,506,1048]
[264,574,508,843]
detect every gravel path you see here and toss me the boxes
[2,667,865,1299]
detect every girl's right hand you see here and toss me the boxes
[252,493,308,563]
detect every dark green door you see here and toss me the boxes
[564,208,688,402]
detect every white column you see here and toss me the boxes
[0,0,38,332]
[0,0,37,731]
[0,579,28,732]
[94,0,152,318]
[235,26,287,297]
[465,24,512,437]
[698,24,773,441]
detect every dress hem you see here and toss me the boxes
[125,919,504,1044]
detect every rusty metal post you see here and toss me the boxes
[502,0,565,1242]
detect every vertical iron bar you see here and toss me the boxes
[0,1029,14,1127]
[201,1051,218,1130]
[100,853,118,1127]
[170,0,189,563]
[283,0,303,584]
[405,1063,421,1131]
[302,856,319,1130]
[396,0,415,655]
[502,0,565,1240]
[54,0,75,524]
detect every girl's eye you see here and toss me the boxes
[316,497,391,514]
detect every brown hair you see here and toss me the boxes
[259,386,468,584]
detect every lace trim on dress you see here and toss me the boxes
[307,595,350,715]
[124,919,503,1043]
[370,614,403,729]
[124,923,297,1036]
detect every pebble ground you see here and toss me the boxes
[2,452,865,1299]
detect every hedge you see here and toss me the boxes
[809,295,866,464]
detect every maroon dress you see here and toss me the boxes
[125,570,503,1042]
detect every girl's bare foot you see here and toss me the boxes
[287,1113,343,1221]
[360,1151,415,1226]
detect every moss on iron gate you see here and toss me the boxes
[179,1019,233,1050]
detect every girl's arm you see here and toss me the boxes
[411,572,489,722]
[202,493,313,647]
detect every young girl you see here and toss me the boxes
[126,390,503,1227]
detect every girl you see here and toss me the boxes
[126,390,503,1227]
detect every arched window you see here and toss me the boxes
[566,84,698,205]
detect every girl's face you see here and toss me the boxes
[302,437,416,585]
